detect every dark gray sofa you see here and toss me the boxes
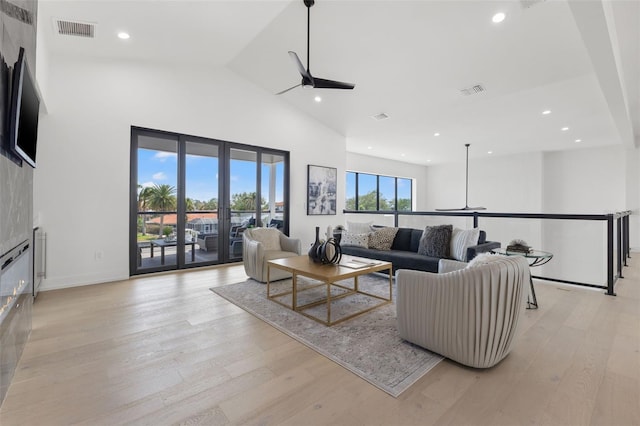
[340,227,500,273]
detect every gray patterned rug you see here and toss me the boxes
[210,273,443,397]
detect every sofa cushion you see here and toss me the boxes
[450,228,481,261]
[418,225,453,258]
[369,227,399,250]
[390,228,412,251]
[341,231,369,248]
[409,229,423,253]
[340,246,440,273]
[478,230,487,244]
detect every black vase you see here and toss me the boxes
[308,226,322,263]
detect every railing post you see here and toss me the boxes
[617,215,623,279]
[606,214,616,296]
[473,212,478,228]
[623,213,630,262]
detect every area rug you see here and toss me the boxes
[210,273,443,397]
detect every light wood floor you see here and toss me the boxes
[1,259,639,426]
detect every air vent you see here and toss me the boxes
[55,19,96,38]
[372,113,390,121]
[520,0,546,9]
[459,84,486,96]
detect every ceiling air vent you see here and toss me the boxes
[372,113,390,121]
[55,19,95,38]
[520,0,546,9]
[459,84,486,96]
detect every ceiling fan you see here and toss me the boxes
[436,144,487,211]
[276,0,355,95]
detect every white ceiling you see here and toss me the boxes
[38,0,640,165]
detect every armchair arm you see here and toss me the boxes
[466,241,501,261]
[242,234,265,278]
[279,234,301,255]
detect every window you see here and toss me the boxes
[345,171,413,211]
[131,127,289,275]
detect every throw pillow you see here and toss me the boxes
[368,227,399,250]
[417,225,453,258]
[340,231,369,248]
[347,221,373,234]
[467,253,505,268]
[250,228,281,251]
[450,228,481,261]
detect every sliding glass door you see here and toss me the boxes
[130,128,289,275]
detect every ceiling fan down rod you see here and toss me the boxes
[306,1,312,72]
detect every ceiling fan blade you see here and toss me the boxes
[275,83,302,95]
[288,51,313,82]
[312,77,355,90]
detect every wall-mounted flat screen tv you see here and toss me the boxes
[9,47,39,168]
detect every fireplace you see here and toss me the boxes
[0,240,32,406]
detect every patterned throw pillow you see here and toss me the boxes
[340,231,369,248]
[368,227,399,250]
[450,228,481,261]
[417,225,453,258]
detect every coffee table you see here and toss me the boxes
[266,255,393,326]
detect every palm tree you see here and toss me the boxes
[147,184,177,236]
[137,185,153,235]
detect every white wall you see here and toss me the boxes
[34,54,347,290]
[541,146,628,284]
[424,152,544,248]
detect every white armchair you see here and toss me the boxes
[396,256,530,368]
[242,227,301,283]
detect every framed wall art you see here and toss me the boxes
[307,164,337,215]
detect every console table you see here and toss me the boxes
[492,248,553,309]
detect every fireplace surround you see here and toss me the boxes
[0,240,32,405]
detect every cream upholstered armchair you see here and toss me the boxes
[242,227,301,283]
[396,256,530,368]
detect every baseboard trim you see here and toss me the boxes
[40,272,129,291]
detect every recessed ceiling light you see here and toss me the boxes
[117,32,130,40]
[367,146,373,150]
[434,132,440,137]
[314,96,322,103]
[575,139,582,143]
[492,12,506,23]
[561,127,569,131]
[542,110,551,115]
[487,151,493,154]
[427,159,432,163]
[401,153,406,157]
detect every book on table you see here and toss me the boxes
[341,258,381,269]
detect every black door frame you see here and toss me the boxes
[130,126,290,276]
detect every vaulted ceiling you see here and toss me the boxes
[38,0,639,165]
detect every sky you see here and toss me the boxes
[138,148,284,205]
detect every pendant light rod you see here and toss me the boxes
[465,143,470,208]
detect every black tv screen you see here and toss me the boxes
[9,47,39,168]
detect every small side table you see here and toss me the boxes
[491,248,553,309]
